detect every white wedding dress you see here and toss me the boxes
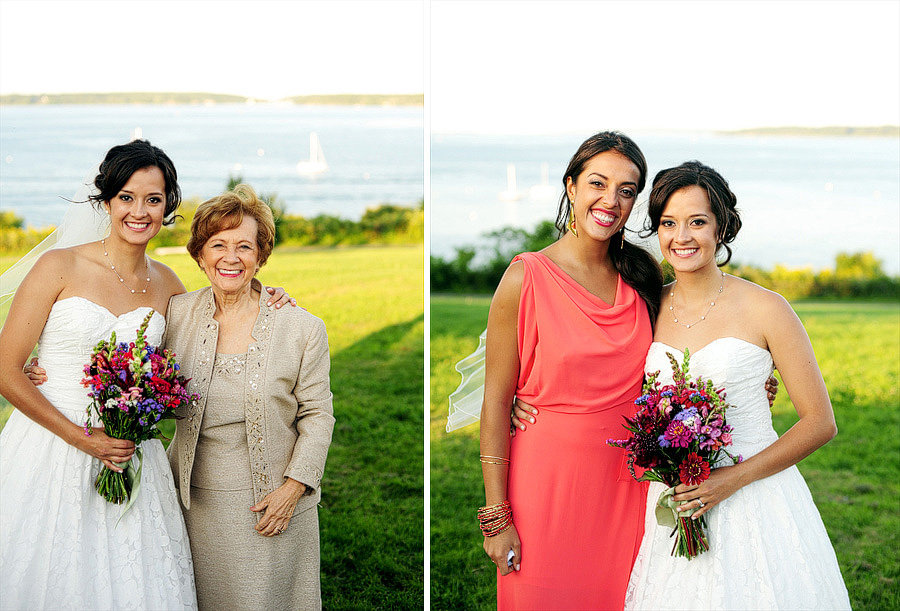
[0,297,197,610]
[626,338,851,610]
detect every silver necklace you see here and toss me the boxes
[669,272,726,329]
[101,239,151,294]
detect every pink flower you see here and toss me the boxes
[664,420,694,448]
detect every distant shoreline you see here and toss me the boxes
[718,125,899,138]
[0,92,424,107]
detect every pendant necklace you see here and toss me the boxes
[669,272,726,329]
[102,239,151,294]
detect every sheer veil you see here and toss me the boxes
[0,164,108,305]
[446,329,488,432]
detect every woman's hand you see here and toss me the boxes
[672,466,745,520]
[23,358,47,386]
[251,477,307,536]
[264,286,298,309]
[765,374,779,407]
[510,398,538,434]
[483,524,521,575]
[73,427,135,472]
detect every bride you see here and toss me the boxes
[623,160,851,609]
[0,140,289,610]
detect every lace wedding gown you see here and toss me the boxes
[0,297,197,610]
[625,338,851,610]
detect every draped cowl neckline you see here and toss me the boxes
[514,251,636,318]
[513,251,652,414]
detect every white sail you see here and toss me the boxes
[296,132,329,175]
[498,163,520,201]
[529,162,556,200]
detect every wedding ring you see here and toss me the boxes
[697,499,705,508]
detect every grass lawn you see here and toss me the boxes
[1,244,425,610]
[430,295,900,611]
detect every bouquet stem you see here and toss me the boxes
[671,515,709,559]
[95,463,130,505]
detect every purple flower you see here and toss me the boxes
[674,407,698,422]
[700,424,721,439]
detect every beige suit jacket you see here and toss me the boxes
[163,285,334,513]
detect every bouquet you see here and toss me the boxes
[81,310,197,510]
[607,349,741,559]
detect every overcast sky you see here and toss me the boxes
[0,0,424,99]
[1,0,898,133]
[430,0,900,133]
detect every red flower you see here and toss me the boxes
[679,452,711,485]
[148,376,172,393]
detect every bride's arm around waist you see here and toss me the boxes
[0,249,135,470]
[673,285,838,517]
[480,260,524,574]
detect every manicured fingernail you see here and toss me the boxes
[519,424,525,430]
[529,417,535,423]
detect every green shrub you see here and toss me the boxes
[432,221,900,300]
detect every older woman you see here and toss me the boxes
[164,184,334,610]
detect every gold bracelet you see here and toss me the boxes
[479,454,510,465]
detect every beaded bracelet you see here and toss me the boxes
[478,500,513,537]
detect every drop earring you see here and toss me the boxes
[568,201,578,237]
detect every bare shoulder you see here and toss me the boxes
[492,259,525,304]
[727,275,797,327]
[3,244,98,327]
[149,259,187,298]
[28,243,95,289]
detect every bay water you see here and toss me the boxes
[0,103,424,229]
[431,131,900,274]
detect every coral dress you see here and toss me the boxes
[499,252,651,611]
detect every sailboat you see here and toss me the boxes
[529,162,556,200]
[295,132,328,175]
[498,163,521,201]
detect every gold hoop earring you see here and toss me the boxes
[568,202,578,238]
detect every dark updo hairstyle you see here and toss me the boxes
[645,160,742,266]
[554,131,662,323]
[88,139,181,226]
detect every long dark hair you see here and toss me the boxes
[555,131,662,323]
[644,160,742,266]
[89,139,182,226]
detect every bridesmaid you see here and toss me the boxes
[479,131,662,609]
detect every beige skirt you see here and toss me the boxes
[183,486,321,611]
